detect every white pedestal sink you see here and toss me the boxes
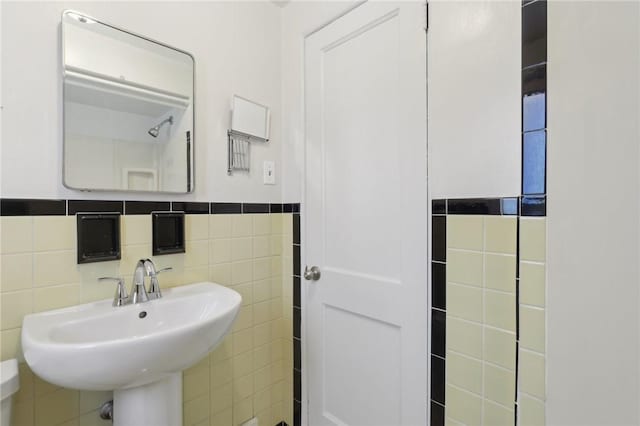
[22,282,241,426]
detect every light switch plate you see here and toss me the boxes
[263,161,275,185]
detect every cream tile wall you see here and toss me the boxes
[518,217,546,425]
[445,215,517,425]
[0,213,294,426]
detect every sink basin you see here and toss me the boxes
[22,282,241,391]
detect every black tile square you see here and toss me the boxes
[293,307,301,339]
[171,202,209,214]
[283,203,301,213]
[294,369,301,401]
[294,400,301,426]
[432,216,446,262]
[293,276,301,308]
[521,195,546,216]
[432,199,446,215]
[430,355,445,405]
[125,201,170,215]
[432,262,446,310]
[243,203,269,214]
[430,401,445,426]
[270,203,283,213]
[431,309,446,358]
[448,198,502,215]
[293,244,301,276]
[293,214,300,244]
[294,338,301,371]
[211,202,241,214]
[1,198,66,216]
[68,200,123,215]
[523,64,546,132]
[523,0,547,68]
[522,130,546,195]
[516,282,521,340]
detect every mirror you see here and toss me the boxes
[62,11,195,193]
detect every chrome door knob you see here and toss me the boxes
[304,266,321,281]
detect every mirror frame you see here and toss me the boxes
[61,10,196,194]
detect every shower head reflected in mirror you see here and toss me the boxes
[148,116,174,138]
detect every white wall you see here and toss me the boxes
[428,0,521,199]
[547,2,640,424]
[1,1,283,202]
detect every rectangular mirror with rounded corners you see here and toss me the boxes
[62,11,195,193]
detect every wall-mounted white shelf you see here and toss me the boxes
[227,96,271,175]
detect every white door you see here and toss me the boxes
[304,2,428,425]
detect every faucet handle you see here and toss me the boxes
[147,265,172,300]
[98,277,128,307]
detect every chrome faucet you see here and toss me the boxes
[131,259,151,304]
[99,259,172,307]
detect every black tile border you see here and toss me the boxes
[293,276,301,308]
[432,216,447,262]
[243,203,269,214]
[0,198,300,217]
[522,0,547,68]
[293,307,301,339]
[447,198,502,215]
[69,200,124,215]
[171,202,209,214]
[294,400,302,426]
[293,245,301,277]
[432,199,446,215]
[1,198,66,216]
[430,355,445,405]
[430,400,445,426]
[521,195,546,216]
[292,212,302,426]
[430,201,448,414]
[125,201,171,215]
[431,262,446,310]
[431,309,446,358]
[211,202,242,214]
[445,197,520,216]
[284,203,300,213]
[433,197,542,218]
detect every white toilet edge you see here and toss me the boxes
[0,359,19,400]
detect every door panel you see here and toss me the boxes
[323,305,401,425]
[305,2,427,425]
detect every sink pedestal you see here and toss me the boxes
[113,373,182,426]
